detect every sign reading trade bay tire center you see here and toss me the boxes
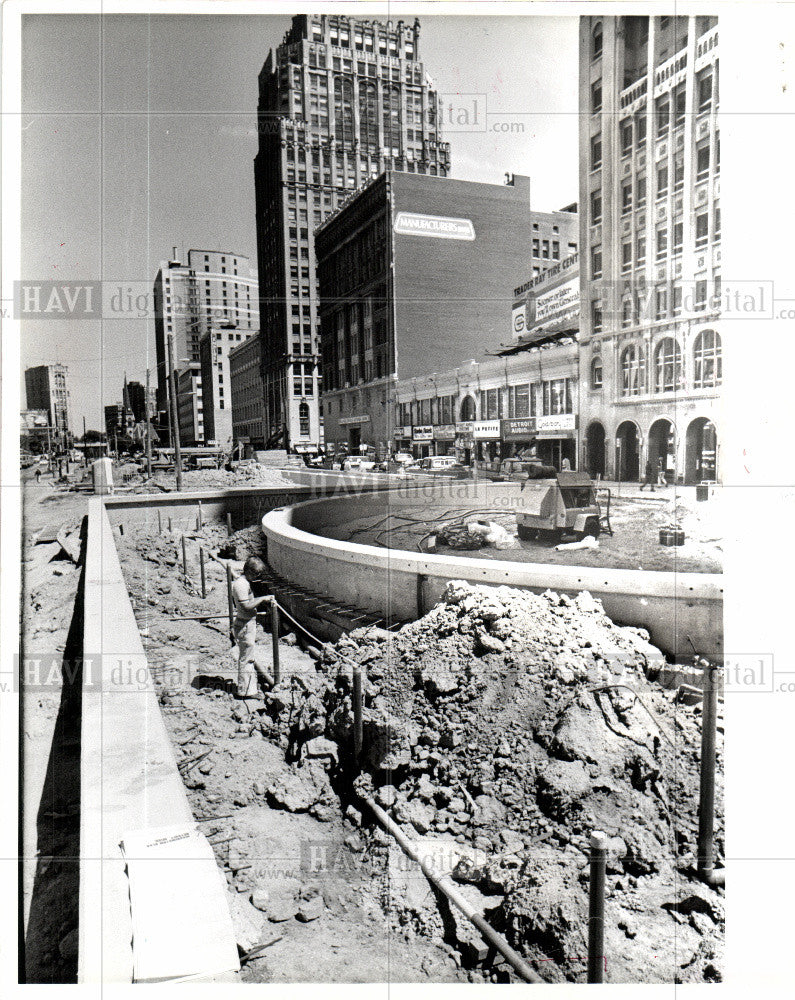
[394,212,476,241]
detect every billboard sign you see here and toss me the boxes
[394,212,475,241]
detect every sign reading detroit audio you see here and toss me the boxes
[394,212,476,240]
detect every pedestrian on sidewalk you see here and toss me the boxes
[639,458,656,491]
[231,555,273,698]
[657,457,667,487]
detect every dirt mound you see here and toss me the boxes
[274,581,724,983]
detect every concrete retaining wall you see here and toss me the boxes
[78,498,237,983]
[262,486,723,661]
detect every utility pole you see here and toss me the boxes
[167,334,183,491]
[82,415,87,465]
[145,368,153,480]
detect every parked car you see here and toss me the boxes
[410,455,468,478]
[391,451,416,466]
[488,458,544,483]
[341,455,376,472]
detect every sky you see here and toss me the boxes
[19,11,578,430]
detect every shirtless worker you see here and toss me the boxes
[231,555,274,698]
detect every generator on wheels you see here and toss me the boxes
[516,470,605,544]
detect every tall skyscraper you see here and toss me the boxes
[577,15,721,484]
[24,364,71,439]
[153,249,258,437]
[254,13,450,451]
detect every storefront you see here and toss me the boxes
[534,414,577,470]
[473,419,502,466]
[393,425,412,454]
[339,414,372,454]
[501,417,538,458]
[455,421,475,466]
[412,424,434,459]
[433,424,456,456]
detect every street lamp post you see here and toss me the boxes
[167,335,183,491]
[145,367,153,480]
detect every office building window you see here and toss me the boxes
[590,189,602,223]
[674,85,686,127]
[621,181,632,214]
[552,241,560,260]
[635,110,647,146]
[621,119,633,155]
[672,284,683,315]
[592,23,603,59]
[654,337,682,392]
[693,329,722,387]
[695,212,709,246]
[656,96,670,136]
[655,285,668,320]
[673,221,683,254]
[591,357,603,389]
[621,241,632,273]
[636,176,647,206]
[698,69,713,113]
[591,247,602,279]
[622,295,633,327]
[637,235,646,263]
[591,135,602,170]
[714,206,721,238]
[696,143,710,180]
[656,225,668,259]
[657,162,669,196]
[695,278,708,311]
[674,155,684,190]
[592,80,602,113]
[542,240,550,259]
[620,343,645,396]
[592,300,603,333]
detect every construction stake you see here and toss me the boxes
[271,597,280,684]
[698,664,721,883]
[181,535,188,579]
[168,516,173,532]
[588,830,608,983]
[157,510,162,534]
[353,663,364,761]
[200,547,207,599]
[226,563,234,634]
[226,511,233,537]
[197,500,203,530]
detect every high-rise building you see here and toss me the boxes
[199,324,249,449]
[104,402,135,442]
[24,364,71,439]
[230,334,267,451]
[176,363,204,447]
[578,15,721,484]
[528,207,579,280]
[153,249,258,440]
[254,13,451,452]
[315,171,534,455]
[126,380,156,423]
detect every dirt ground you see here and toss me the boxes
[320,485,723,574]
[116,517,724,984]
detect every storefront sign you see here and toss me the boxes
[502,417,537,440]
[473,420,501,440]
[455,421,474,435]
[394,212,475,241]
[339,414,371,426]
[413,425,433,442]
[536,413,576,433]
[394,425,412,438]
[434,424,456,441]
[511,303,527,341]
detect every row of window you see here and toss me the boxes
[590,330,721,395]
[592,276,720,331]
[395,379,575,424]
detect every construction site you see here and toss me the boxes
[20,460,724,984]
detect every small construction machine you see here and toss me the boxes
[516,470,606,543]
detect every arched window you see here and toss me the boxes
[592,23,603,60]
[382,84,402,154]
[654,337,683,393]
[460,396,476,422]
[693,329,722,388]
[299,401,310,437]
[620,343,645,396]
[591,356,603,390]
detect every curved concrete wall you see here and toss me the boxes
[262,485,723,660]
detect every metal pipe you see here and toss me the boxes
[199,548,206,599]
[352,663,364,761]
[698,663,721,882]
[157,509,162,534]
[270,597,280,684]
[181,535,188,579]
[226,512,233,537]
[197,500,203,530]
[364,796,541,983]
[226,563,234,634]
[588,830,608,983]
[168,516,172,532]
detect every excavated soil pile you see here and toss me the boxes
[262,580,723,984]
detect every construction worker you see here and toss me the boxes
[231,555,273,698]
